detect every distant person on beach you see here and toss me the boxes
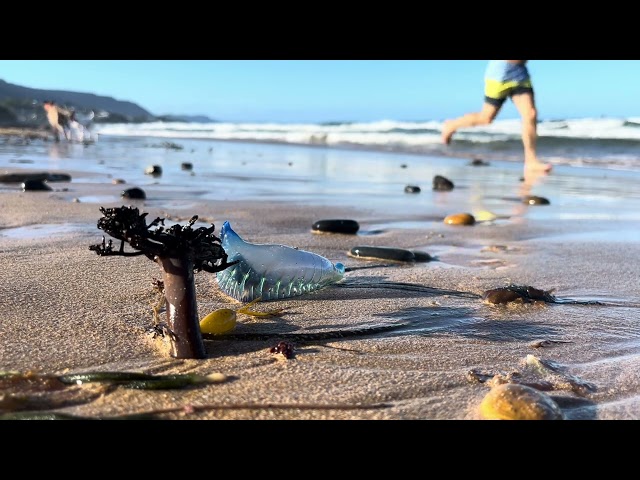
[441,60,552,175]
[43,100,72,142]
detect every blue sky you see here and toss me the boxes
[0,60,638,123]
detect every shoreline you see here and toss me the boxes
[3,126,631,176]
[0,125,536,170]
[2,130,640,420]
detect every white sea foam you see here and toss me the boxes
[94,117,640,142]
[91,117,640,170]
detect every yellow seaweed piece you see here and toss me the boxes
[200,297,288,335]
[199,309,237,335]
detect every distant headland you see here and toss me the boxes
[0,79,216,129]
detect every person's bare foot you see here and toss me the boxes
[441,120,456,145]
[524,159,553,174]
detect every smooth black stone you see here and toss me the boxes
[411,250,433,262]
[404,185,421,194]
[523,195,550,205]
[122,187,146,200]
[1,172,48,183]
[181,162,193,171]
[433,175,454,191]
[349,246,415,262]
[312,219,360,234]
[22,179,52,191]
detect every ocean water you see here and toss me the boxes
[92,116,640,171]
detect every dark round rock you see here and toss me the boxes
[411,250,433,262]
[523,195,550,205]
[22,179,52,191]
[433,175,454,191]
[122,187,146,200]
[181,162,193,171]
[404,185,421,194]
[349,246,415,262]
[469,158,490,166]
[312,219,360,234]
[145,165,162,176]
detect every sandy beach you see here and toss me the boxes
[2,128,640,420]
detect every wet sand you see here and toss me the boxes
[2,131,640,420]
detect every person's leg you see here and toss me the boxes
[442,79,507,145]
[51,123,64,142]
[441,102,501,144]
[511,91,552,173]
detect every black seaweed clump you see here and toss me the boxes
[89,205,237,359]
[89,205,235,273]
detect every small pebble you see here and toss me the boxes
[523,195,550,205]
[444,213,475,226]
[404,185,421,194]
[470,158,490,166]
[433,175,454,191]
[122,187,146,200]
[181,162,193,171]
[145,165,162,176]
